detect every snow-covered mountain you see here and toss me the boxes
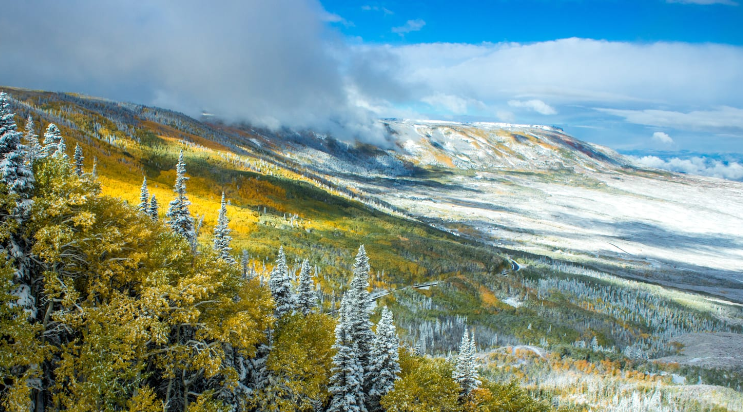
[235,119,743,303]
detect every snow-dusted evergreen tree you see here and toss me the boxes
[138,176,149,212]
[453,330,480,395]
[329,296,366,412]
[269,247,295,319]
[43,123,62,158]
[241,249,250,279]
[73,143,84,176]
[55,136,68,161]
[148,194,158,221]
[295,259,317,315]
[165,150,196,247]
[213,192,235,264]
[367,307,401,411]
[24,115,42,161]
[347,245,375,395]
[0,93,34,198]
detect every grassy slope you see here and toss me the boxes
[7,88,508,294]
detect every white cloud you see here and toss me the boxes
[361,5,394,14]
[3,1,743,150]
[631,155,743,181]
[666,0,738,5]
[321,11,354,27]
[392,19,425,35]
[597,107,743,131]
[508,99,557,115]
[652,131,674,144]
[381,39,743,109]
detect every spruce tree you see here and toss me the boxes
[138,176,149,212]
[43,123,61,158]
[453,330,479,396]
[269,247,295,319]
[55,136,68,161]
[148,194,159,221]
[367,307,401,411]
[329,296,366,412]
[73,143,84,176]
[469,334,480,389]
[24,115,42,161]
[165,150,196,247]
[295,259,316,315]
[0,92,35,198]
[213,192,235,264]
[347,245,375,396]
[240,249,250,279]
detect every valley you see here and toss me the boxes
[1,87,742,411]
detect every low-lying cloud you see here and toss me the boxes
[631,155,743,181]
[652,132,674,144]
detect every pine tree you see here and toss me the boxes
[138,176,149,213]
[269,247,295,319]
[329,296,366,412]
[23,115,41,161]
[165,150,196,247]
[43,123,61,158]
[213,192,235,264]
[148,194,158,221]
[55,136,68,161]
[295,259,316,315]
[453,330,480,396]
[347,245,375,397]
[73,143,84,176]
[0,92,34,198]
[367,307,401,411]
[241,249,250,280]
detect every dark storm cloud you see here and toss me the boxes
[0,0,389,143]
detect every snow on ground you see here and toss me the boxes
[344,167,743,302]
[653,332,743,369]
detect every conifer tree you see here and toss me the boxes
[43,123,61,158]
[269,246,295,319]
[55,136,68,161]
[138,176,149,212]
[73,143,84,176]
[24,115,41,161]
[241,249,250,279]
[329,296,366,412]
[295,259,316,315]
[367,307,401,411]
[347,245,375,396]
[0,93,34,198]
[453,330,480,396]
[165,150,196,247]
[148,194,158,221]
[213,192,235,264]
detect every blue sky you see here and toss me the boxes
[1,0,742,175]
[321,0,743,46]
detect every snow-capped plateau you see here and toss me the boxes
[244,119,743,303]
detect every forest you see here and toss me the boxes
[0,92,547,411]
[1,89,742,412]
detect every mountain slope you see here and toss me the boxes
[230,118,743,304]
[3,86,743,411]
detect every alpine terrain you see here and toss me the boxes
[1,87,742,412]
